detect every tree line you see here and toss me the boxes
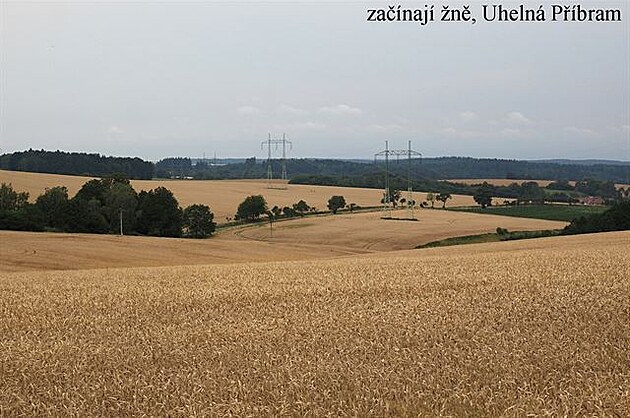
[1,150,154,179]
[0,175,215,238]
[563,201,630,234]
[157,156,629,183]
[2,150,628,183]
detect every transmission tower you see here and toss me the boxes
[374,140,422,220]
[261,133,292,189]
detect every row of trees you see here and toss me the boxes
[232,194,359,222]
[563,201,630,234]
[4,150,627,186]
[1,150,154,179]
[470,180,629,208]
[0,177,216,238]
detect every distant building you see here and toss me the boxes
[578,196,605,206]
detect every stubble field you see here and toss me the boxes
[1,232,629,416]
[0,209,566,272]
[0,169,478,221]
[448,178,630,189]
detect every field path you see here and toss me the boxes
[235,209,567,251]
[1,209,566,272]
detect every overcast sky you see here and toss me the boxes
[1,1,628,161]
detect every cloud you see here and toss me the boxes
[319,104,362,116]
[505,112,531,124]
[366,123,406,132]
[563,126,598,137]
[438,127,478,139]
[277,104,308,116]
[107,125,123,135]
[276,121,326,131]
[237,105,262,115]
[500,128,522,137]
[459,111,478,122]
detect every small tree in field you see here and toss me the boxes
[426,192,436,208]
[473,182,494,208]
[183,204,216,238]
[236,195,268,221]
[436,192,452,208]
[381,189,402,208]
[327,195,346,214]
[292,200,310,216]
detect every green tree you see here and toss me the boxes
[519,182,545,204]
[235,195,268,221]
[563,201,630,234]
[74,179,108,204]
[381,189,402,208]
[105,182,138,234]
[546,180,573,191]
[183,204,216,238]
[282,206,297,217]
[35,186,70,229]
[426,192,436,208]
[65,197,109,233]
[137,187,182,237]
[327,195,346,214]
[271,205,282,218]
[0,183,29,211]
[101,173,131,188]
[292,199,310,216]
[473,182,493,208]
[436,192,452,209]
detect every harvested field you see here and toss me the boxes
[448,178,630,189]
[449,178,558,187]
[0,169,477,221]
[0,209,566,272]
[238,209,566,251]
[0,230,365,273]
[0,231,628,416]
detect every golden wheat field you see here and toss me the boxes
[0,231,629,416]
[0,169,478,221]
[0,209,566,272]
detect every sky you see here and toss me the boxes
[0,0,628,161]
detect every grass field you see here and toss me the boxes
[0,169,477,222]
[0,209,566,272]
[451,204,608,222]
[1,231,628,416]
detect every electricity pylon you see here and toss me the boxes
[374,140,422,219]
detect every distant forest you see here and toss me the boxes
[155,156,629,183]
[0,150,154,179]
[1,149,628,184]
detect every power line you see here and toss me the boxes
[261,133,293,189]
[374,140,422,220]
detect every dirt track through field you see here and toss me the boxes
[1,208,566,272]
